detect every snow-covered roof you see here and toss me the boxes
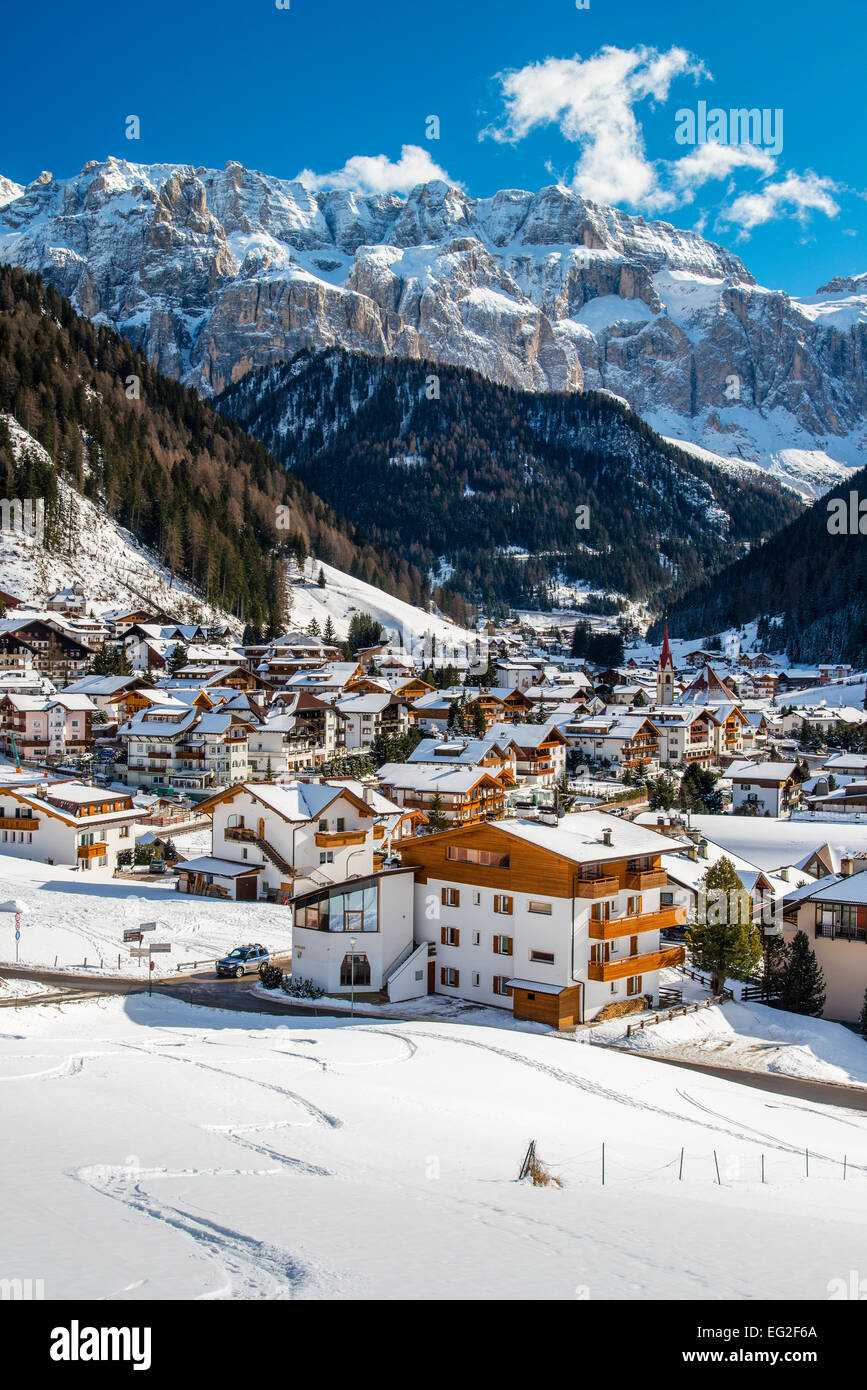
[800,869,867,905]
[730,762,797,782]
[507,978,570,995]
[377,763,503,793]
[493,812,687,863]
[686,815,867,872]
[177,856,259,877]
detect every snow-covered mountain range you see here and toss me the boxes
[1,157,865,497]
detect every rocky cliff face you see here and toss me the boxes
[1,156,865,495]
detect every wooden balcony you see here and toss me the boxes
[0,816,38,831]
[588,944,685,982]
[624,868,667,890]
[314,830,367,848]
[575,876,620,899]
[373,824,385,841]
[589,906,686,940]
[78,842,108,860]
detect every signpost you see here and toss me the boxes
[127,931,171,996]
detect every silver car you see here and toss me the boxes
[216,943,270,979]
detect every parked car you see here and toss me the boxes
[216,944,270,979]
[148,859,167,874]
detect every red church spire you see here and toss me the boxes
[659,621,673,669]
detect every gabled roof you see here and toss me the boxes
[377,763,507,794]
[197,779,375,822]
[677,664,737,705]
[790,869,867,906]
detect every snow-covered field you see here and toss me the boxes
[0,857,294,976]
[2,992,867,1300]
[285,555,476,647]
[782,681,867,709]
[595,989,867,1089]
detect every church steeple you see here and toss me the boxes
[657,622,675,705]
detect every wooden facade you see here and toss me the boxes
[511,984,583,1030]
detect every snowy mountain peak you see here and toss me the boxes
[1,156,864,495]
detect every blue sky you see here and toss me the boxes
[2,0,864,293]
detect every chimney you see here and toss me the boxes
[687,845,698,862]
[698,839,708,859]
[778,867,789,882]
[601,827,613,847]
[842,856,854,876]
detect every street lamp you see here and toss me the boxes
[349,934,357,1017]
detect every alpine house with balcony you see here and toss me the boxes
[178,778,382,901]
[0,781,137,870]
[398,811,688,1027]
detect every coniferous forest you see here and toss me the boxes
[655,474,867,665]
[0,267,430,632]
[218,347,802,611]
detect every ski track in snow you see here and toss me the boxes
[376,1026,867,1168]
[106,1036,344,1129]
[75,1165,319,1300]
[203,1121,333,1177]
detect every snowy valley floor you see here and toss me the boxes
[2,992,867,1301]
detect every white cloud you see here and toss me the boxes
[720,171,841,234]
[669,143,777,202]
[296,144,457,195]
[482,46,706,207]
[481,46,848,236]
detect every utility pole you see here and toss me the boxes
[349,933,357,1017]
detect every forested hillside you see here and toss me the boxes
[0,268,431,632]
[218,348,803,611]
[655,473,867,664]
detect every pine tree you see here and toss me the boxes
[776,929,826,1017]
[167,643,187,676]
[426,792,448,833]
[323,616,336,644]
[686,857,763,996]
[317,566,326,588]
[470,700,487,737]
[647,774,676,810]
